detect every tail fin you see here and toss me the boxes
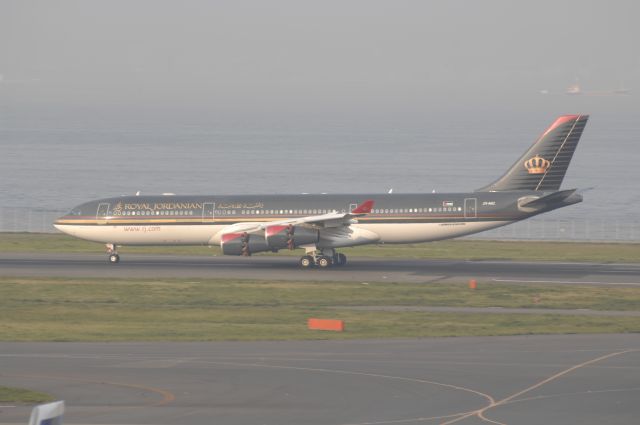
[477,115,589,192]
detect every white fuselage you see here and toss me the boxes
[54,220,512,248]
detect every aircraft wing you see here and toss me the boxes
[224,199,375,235]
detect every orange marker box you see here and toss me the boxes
[308,318,345,332]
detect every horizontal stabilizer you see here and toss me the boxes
[518,189,582,210]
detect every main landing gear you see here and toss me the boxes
[106,243,120,264]
[299,248,347,269]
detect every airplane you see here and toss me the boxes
[54,114,589,268]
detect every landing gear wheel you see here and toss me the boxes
[335,253,347,266]
[299,255,314,268]
[317,256,332,268]
[108,253,120,264]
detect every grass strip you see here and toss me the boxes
[0,386,54,404]
[1,277,638,341]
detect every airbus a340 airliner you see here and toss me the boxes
[55,114,589,268]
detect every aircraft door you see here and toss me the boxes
[96,203,110,225]
[202,202,215,223]
[464,198,477,219]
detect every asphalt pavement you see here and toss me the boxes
[1,252,640,285]
[1,335,639,425]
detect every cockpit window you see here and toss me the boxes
[68,207,83,216]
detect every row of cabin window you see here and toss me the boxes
[114,210,195,216]
[237,209,330,215]
[234,207,464,216]
[112,207,464,217]
[372,207,463,214]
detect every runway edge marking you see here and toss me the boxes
[492,278,640,286]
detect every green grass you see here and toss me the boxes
[0,386,54,404]
[1,232,640,263]
[1,277,638,341]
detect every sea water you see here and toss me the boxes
[1,104,638,241]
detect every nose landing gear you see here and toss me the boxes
[106,244,120,264]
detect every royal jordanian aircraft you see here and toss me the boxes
[55,115,588,268]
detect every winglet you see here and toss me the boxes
[351,199,375,214]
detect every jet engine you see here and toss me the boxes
[265,224,319,250]
[220,232,269,256]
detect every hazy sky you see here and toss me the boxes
[1,0,639,126]
[1,0,639,223]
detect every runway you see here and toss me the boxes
[1,252,639,285]
[0,335,639,425]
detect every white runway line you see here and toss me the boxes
[492,278,640,286]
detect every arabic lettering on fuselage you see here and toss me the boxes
[119,201,264,211]
[216,202,264,209]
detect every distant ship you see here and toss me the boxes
[565,83,582,95]
[563,82,630,96]
[612,87,631,95]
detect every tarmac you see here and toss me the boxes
[1,252,640,285]
[1,254,639,424]
[0,335,639,425]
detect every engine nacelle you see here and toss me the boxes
[265,225,319,250]
[220,232,269,256]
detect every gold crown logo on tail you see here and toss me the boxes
[524,155,550,174]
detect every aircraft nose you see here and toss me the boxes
[53,216,71,234]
